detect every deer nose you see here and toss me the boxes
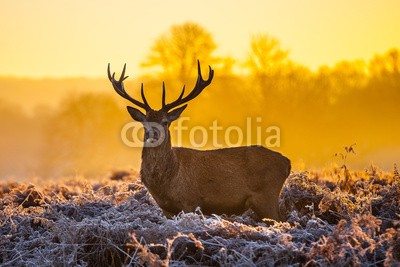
[144,126,161,143]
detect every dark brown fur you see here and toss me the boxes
[140,111,291,221]
[108,62,291,221]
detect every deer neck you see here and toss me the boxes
[140,132,178,189]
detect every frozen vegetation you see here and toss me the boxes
[0,168,399,266]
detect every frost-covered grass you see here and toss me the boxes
[0,169,399,266]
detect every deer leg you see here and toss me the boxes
[162,209,175,219]
[249,193,281,222]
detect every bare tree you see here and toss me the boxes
[369,48,400,79]
[245,34,289,82]
[141,22,217,81]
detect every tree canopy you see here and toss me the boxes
[141,22,217,81]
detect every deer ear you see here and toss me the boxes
[127,106,146,122]
[167,105,187,122]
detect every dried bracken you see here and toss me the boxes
[0,170,399,266]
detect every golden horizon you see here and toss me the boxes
[1,0,400,78]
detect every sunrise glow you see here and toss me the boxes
[1,0,399,77]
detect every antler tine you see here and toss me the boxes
[107,63,113,80]
[140,83,151,108]
[107,63,151,111]
[177,85,185,101]
[184,61,214,100]
[196,60,203,83]
[120,63,129,82]
[161,60,213,111]
[162,82,166,108]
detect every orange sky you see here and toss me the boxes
[1,0,400,78]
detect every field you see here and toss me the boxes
[1,167,399,266]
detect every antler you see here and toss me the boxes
[107,63,152,111]
[161,60,214,111]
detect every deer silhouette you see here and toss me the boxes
[108,61,291,220]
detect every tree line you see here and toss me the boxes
[0,22,399,178]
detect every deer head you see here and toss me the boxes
[108,61,214,147]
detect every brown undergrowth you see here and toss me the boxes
[0,168,399,266]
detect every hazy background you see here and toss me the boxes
[0,0,399,179]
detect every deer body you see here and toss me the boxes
[142,145,290,220]
[108,61,291,221]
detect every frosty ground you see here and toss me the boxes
[0,168,399,266]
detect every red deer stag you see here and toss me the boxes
[108,61,291,221]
